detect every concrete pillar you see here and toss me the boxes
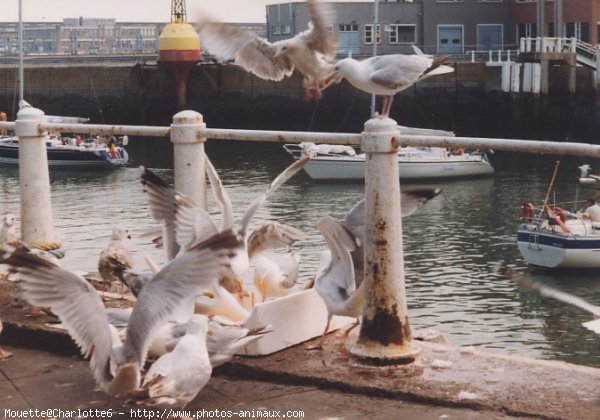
[170,110,207,210]
[523,63,533,93]
[511,63,522,93]
[540,59,550,94]
[501,62,512,92]
[532,63,542,94]
[568,63,577,94]
[15,104,56,248]
[347,117,420,365]
[536,0,545,37]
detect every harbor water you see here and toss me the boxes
[1,139,600,368]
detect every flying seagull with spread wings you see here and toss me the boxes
[197,0,336,101]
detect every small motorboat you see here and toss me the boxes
[0,134,129,168]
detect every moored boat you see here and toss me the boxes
[283,142,494,181]
[0,133,129,168]
[517,201,600,269]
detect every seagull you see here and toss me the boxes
[4,230,238,397]
[196,0,336,101]
[579,164,591,178]
[194,286,251,322]
[134,314,212,409]
[206,315,270,367]
[248,221,305,301]
[327,53,454,118]
[310,189,442,349]
[98,226,134,293]
[0,213,19,248]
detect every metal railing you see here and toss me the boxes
[4,106,600,364]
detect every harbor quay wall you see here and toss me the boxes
[0,61,597,140]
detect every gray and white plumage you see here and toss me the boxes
[4,230,238,397]
[206,316,270,367]
[194,286,250,322]
[248,222,305,301]
[313,189,442,347]
[330,54,453,117]
[98,226,134,288]
[0,213,19,246]
[197,0,336,96]
[136,314,212,408]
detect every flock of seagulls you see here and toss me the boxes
[0,154,337,409]
[1,0,597,410]
[196,0,454,115]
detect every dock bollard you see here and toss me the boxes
[15,103,60,253]
[346,117,420,365]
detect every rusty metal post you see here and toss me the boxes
[347,117,420,365]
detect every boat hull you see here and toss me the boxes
[0,141,128,168]
[517,228,600,268]
[302,157,494,180]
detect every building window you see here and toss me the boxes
[517,23,536,40]
[566,22,589,43]
[365,24,381,45]
[388,24,416,44]
[339,23,359,32]
[281,25,291,35]
[272,25,281,35]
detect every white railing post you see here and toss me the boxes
[347,117,420,365]
[15,104,58,250]
[170,110,207,209]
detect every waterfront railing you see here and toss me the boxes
[2,106,600,364]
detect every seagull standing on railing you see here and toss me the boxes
[325,53,454,118]
[196,0,336,101]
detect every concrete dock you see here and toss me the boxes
[1,281,599,419]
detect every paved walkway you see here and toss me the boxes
[1,345,520,420]
[1,282,600,419]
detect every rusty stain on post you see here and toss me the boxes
[346,117,420,365]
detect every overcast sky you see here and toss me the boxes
[1,0,367,23]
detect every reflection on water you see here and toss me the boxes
[1,144,600,367]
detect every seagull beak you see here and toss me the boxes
[201,290,216,299]
[322,72,342,88]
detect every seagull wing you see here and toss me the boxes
[198,21,294,81]
[5,247,115,388]
[174,194,218,251]
[239,156,310,236]
[123,230,240,367]
[205,155,234,230]
[247,222,305,257]
[302,0,336,56]
[344,189,441,240]
[369,55,434,90]
[317,216,358,294]
[141,167,180,260]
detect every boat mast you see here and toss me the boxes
[370,0,379,117]
[18,0,24,103]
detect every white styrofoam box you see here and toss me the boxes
[238,288,355,356]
